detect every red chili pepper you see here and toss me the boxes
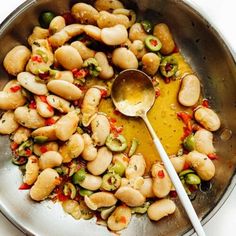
[40,145,48,154]
[39,95,47,103]
[120,216,127,224]
[183,162,190,170]
[61,12,76,25]
[100,89,108,98]
[72,68,88,78]
[113,109,121,115]
[172,44,179,53]
[25,149,32,156]
[157,170,165,178]
[45,118,56,126]
[31,55,43,63]
[155,89,161,98]
[202,99,210,108]
[57,192,69,202]
[169,190,177,198]
[165,63,173,72]
[29,100,37,109]
[19,183,31,190]
[109,117,117,124]
[164,77,170,84]
[192,123,202,132]
[47,105,54,112]
[150,39,158,46]
[207,153,218,160]
[10,85,21,93]
[177,112,193,135]
[10,142,19,150]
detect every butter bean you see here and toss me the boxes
[0,111,19,135]
[129,23,148,42]
[28,26,49,46]
[33,142,58,156]
[23,155,39,185]
[31,126,57,141]
[139,177,155,198]
[170,155,186,173]
[84,25,101,41]
[94,0,124,12]
[35,95,54,118]
[82,133,97,161]
[89,192,117,209]
[79,174,102,191]
[54,71,74,83]
[39,151,63,170]
[71,41,95,60]
[142,53,161,76]
[49,16,66,34]
[129,40,147,59]
[12,127,31,144]
[47,95,74,113]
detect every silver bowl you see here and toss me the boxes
[0,0,235,235]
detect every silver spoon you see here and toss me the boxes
[111,69,206,236]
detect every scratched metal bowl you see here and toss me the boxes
[0,0,235,235]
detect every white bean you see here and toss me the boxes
[55,111,80,141]
[82,133,97,161]
[142,53,161,76]
[115,186,146,207]
[47,95,74,113]
[87,146,112,175]
[49,16,66,34]
[3,45,31,76]
[91,114,110,146]
[54,71,74,83]
[31,126,57,141]
[81,87,101,127]
[125,154,146,179]
[112,47,138,69]
[17,72,48,95]
[30,168,60,201]
[129,40,147,59]
[186,151,215,181]
[170,155,186,173]
[59,133,84,163]
[55,45,83,70]
[94,0,124,12]
[139,177,155,198]
[72,3,99,24]
[12,127,31,144]
[194,129,215,155]
[147,199,176,221]
[151,163,172,198]
[101,24,128,46]
[0,111,19,135]
[71,41,95,60]
[79,174,102,191]
[194,106,221,131]
[89,192,117,209]
[83,25,101,41]
[39,151,63,170]
[178,74,201,107]
[23,155,39,185]
[107,205,131,232]
[47,80,82,101]
[129,23,148,42]
[35,95,54,118]
[14,107,45,129]
[95,52,114,80]
[28,26,49,46]
[97,11,129,29]
[33,142,58,156]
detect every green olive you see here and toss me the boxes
[34,136,48,144]
[131,202,150,214]
[141,20,153,33]
[185,173,201,185]
[39,11,56,29]
[79,200,94,220]
[106,133,127,152]
[72,168,86,184]
[79,188,93,197]
[108,161,126,176]
[63,182,77,199]
[128,138,139,157]
[179,169,194,178]
[183,134,195,151]
[101,173,121,191]
[160,56,178,77]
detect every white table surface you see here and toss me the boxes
[0,0,235,235]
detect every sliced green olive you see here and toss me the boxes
[68,160,79,177]
[12,156,27,166]
[141,20,153,33]
[34,136,48,144]
[160,56,178,77]
[83,58,101,77]
[79,188,93,197]
[179,169,195,178]
[106,133,127,152]
[108,161,126,176]
[128,138,139,157]
[185,173,201,185]
[62,200,81,220]
[55,166,69,175]
[76,127,84,134]
[145,35,162,52]
[39,11,56,28]
[63,182,77,199]
[183,134,195,151]
[101,173,121,191]
[17,139,33,156]
[72,168,86,184]
[79,200,94,220]
[131,202,150,214]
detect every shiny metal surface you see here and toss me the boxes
[0,0,235,236]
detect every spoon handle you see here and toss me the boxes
[142,115,206,236]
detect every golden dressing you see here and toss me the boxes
[97,53,193,170]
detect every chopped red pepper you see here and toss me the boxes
[192,123,202,132]
[29,100,37,109]
[183,162,190,170]
[100,89,108,98]
[45,118,56,126]
[202,99,210,108]
[19,183,31,190]
[109,117,117,124]
[177,112,193,137]
[172,44,179,53]
[169,190,177,198]
[165,63,173,72]
[47,105,54,112]
[61,12,76,25]
[25,149,32,156]
[157,170,165,178]
[10,142,19,150]
[155,88,161,98]
[164,77,171,84]
[150,39,158,46]
[72,68,88,78]
[39,95,47,103]
[119,216,127,224]
[207,153,218,160]
[10,85,21,93]
[113,109,121,115]
[31,55,43,63]
[40,145,48,154]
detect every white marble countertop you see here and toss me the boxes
[0,0,235,235]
